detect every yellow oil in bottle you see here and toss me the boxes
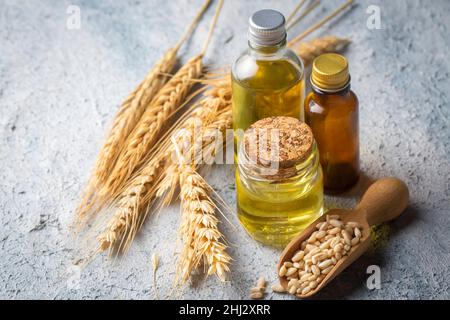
[236,125,324,247]
[232,60,305,153]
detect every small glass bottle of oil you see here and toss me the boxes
[305,53,360,193]
[236,116,323,246]
[231,9,305,154]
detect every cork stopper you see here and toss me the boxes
[243,116,314,171]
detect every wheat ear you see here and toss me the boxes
[294,36,350,66]
[75,0,211,225]
[97,152,166,254]
[172,106,232,283]
[177,165,231,284]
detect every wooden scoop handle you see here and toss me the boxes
[356,177,409,226]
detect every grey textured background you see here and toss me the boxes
[0,0,449,300]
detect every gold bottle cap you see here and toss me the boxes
[311,53,350,91]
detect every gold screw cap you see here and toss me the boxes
[311,53,350,91]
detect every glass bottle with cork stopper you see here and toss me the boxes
[236,116,323,246]
[305,53,359,192]
[232,9,305,155]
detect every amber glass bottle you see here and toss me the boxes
[305,53,359,192]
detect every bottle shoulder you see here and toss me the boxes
[232,47,304,82]
[349,90,359,105]
[306,89,359,112]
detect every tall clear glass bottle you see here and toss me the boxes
[231,9,305,154]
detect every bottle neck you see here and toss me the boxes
[237,142,319,182]
[248,38,287,55]
[311,78,352,96]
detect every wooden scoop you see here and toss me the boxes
[278,177,409,298]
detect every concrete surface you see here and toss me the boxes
[0,0,449,300]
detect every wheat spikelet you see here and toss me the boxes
[294,36,350,66]
[177,165,231,283]
[75,0,212,226]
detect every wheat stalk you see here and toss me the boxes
[294,35,350,66]
[101,0,224,200]
[75,0,211,226]
[97,82,231,254]
[286,0,320,31]
[289,0,354,46]
[104,55,204,196]
[286,0,307,25]
[156,81,231,205]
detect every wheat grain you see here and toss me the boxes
[279,216,364,298]
[250,277,267,299]
[271,283,286,293]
